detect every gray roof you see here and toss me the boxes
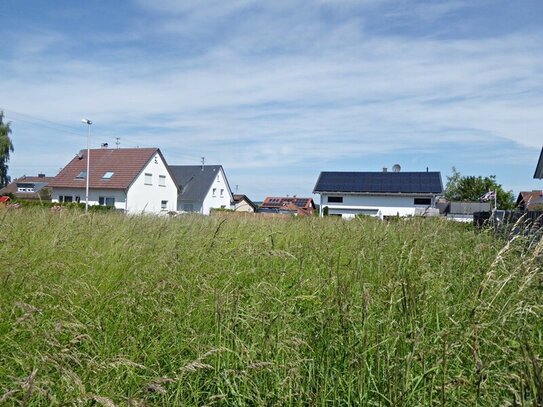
[314,171,443,194]
[169,165,224,202]
[534,147,543,179]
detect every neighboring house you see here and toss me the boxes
[444,201,491,222]
[0,174,53,201]
[259,196,316,216]
[232,194,257,212]
[49,148,178,213]
[516,191,543,211]
[169,165,233,215]
[313,170,443,219]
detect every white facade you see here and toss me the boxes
[199,168,233,215]
[52,153,178,214]
[233,198,255,212]
[319,193,437,219]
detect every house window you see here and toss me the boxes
[102,171,114,179]
[414,198,432,205]
[75,171,87,179]
[216,174,220,182]
[161,200,168,210]
[144,173,152,185]
[220,189,224,197]
[99,197,115,206]
[183,204,194,212]
[61,196,73,203]
[159,175,166,187]
[328,196,343,203]
[212,188,216,197]
[75,196,81,203]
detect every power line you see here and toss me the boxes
[1,106,206,162]
[0,107,85,137]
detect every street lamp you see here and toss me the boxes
[81,119,92,213]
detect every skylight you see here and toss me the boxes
[75,171,87,179]
[102,171,114,179]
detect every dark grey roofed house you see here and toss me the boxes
[313,171,443,194]
[313,170,443,218]
[0,174,54,201]
[169,165,233,215]
[534,146,543,179]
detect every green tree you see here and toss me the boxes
[444,168,515,210]
[0,111,14,188]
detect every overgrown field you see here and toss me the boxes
[0,209,542,406]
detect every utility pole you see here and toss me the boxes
[116,137,120,149]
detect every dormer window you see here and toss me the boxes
[102,171,114,179]
[75,171,87,179]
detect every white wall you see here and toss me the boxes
[320,193,436,219]
[234,199,255,212]
[127,153,178,213]
[201,167,233,215]
[52,188,127,209]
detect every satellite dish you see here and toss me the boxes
[392,164,401,172]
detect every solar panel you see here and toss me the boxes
[314,172,443,194]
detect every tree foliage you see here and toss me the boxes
[0,111,14,188]
[444,167,515,210]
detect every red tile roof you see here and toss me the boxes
[262,197,315,210]
[49,148,160,190]
[517,191,543,210]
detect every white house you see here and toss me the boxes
[168,165,233,215]
[232,194,257,212]
[313,169,443,219]
[49,147,179,213]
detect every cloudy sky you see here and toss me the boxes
[2,0,542,199]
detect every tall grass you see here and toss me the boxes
[0,209,541,405]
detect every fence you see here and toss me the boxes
[474,210,543,245]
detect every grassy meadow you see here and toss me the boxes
[0,209,542,406]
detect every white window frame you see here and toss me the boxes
[161,200,168,210]
[159,175,166,187]
[144,173,152,185]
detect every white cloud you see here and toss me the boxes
[2,0,543,197]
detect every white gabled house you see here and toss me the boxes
[168,165,233,215]
[49,147,179,213]
[313,168,443,219]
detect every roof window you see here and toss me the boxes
[102,171,114,179]
[75,171,87,179]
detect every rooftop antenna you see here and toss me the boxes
[116,137,120,149]
[201,156,205,171]
[392,164,401,173]
[235,184,239,194]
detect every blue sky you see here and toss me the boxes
[1,0,542,200]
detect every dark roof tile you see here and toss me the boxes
[313,171,443,194]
